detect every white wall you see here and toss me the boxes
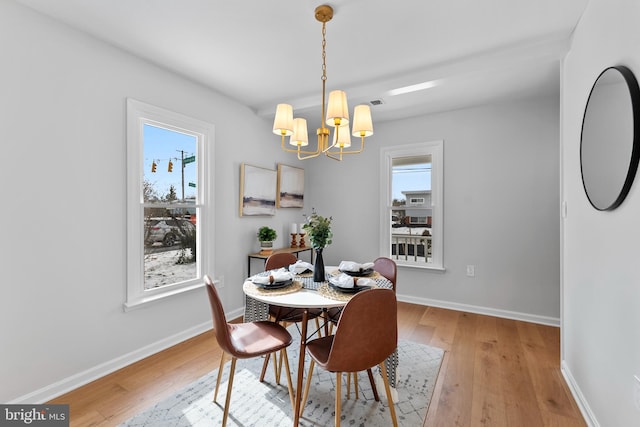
[0,1,306,403]
[562,0,640,425]
[304,96,561,324]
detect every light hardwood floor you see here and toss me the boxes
[48,302,586,426]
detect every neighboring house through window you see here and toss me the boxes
[125,99,214,309]
[380,141,444,270]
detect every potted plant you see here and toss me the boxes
[302,209,332,282]
[257,226,277,255]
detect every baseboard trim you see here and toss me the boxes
[561,360,599,427]
[9,320,213,404]
[396,294,560,327]
[11,298,551,404]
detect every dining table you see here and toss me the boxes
[243,266,397,427]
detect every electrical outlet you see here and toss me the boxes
[634,375,640,411]
[216,275,225,289]
[466,265,475,277]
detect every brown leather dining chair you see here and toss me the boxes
[264,252,322,328]
[204,275,294,427]
[262,252,323,382]
[328,256,397,399]
[300,288,399,427]
[373,256,397,291]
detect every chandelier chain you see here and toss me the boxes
[321,22,327,82]
[321,21,328,141]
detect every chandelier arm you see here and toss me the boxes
[297,148,322,160]
[325,136,366,155]
[321,121,340,153]
[325,151,343,161]
[282,147,321,155]
[281,137,314,154]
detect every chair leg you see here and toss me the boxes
[345,372,359,400]
[276,350,283,384]
[260,352,281,384]
[214,352,226,402]
[335,372,342,427]
[379,362,398,427]
[221,357,237,427]
[281,347,295,412]
[354,373,359,400]
[259,354,269,382]
[366,368,380,401]
[300,359,315,418]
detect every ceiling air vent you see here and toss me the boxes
[369,99,384,106]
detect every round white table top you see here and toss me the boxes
[243,285,347,309]
[243,266,358,309]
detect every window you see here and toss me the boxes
[380,141,443,270]
[125,99,214,310]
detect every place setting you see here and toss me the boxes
[288,259,314,277]
[319,260,379,301]
[330,260,381,279]
[243,268,303,296]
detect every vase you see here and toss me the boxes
[313,248,325,282]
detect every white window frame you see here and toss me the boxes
[125,98,214,310]
[409,197,425,205]
[380,141,444,270]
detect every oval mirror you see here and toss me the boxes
[581,66,640,211]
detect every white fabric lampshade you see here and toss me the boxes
[325,90,349,128]
[352,104,373,137]
[273,103,294,136]
[289,118,309,147]
[332,124,351,148]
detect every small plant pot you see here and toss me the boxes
[259,240,274,255]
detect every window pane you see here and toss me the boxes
[143,124,197,204]
[142,124,199,290]
[391,155,432,263]
[143,207,198,290]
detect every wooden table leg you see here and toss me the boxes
[293,309,308,426]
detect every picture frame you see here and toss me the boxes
[239,163,277,216]
[277,164,304,208]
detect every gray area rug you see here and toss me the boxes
[119,334,444,427]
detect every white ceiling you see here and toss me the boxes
[15,0,589,130]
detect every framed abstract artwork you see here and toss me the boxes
[277,164,304,208]
[240,163,277,216]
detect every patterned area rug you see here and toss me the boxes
[119,334,444,427]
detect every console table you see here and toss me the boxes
[247,246,313,276]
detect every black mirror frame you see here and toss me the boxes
[580,65,640,211]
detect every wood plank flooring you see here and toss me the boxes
[48,302,586,426]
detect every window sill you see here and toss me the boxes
[397,263,446,272]
[123,280,206,312]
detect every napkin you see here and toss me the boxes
[251,268,293,284]
[355,277,376,287]
[338,260,375,272]
[330,273,357,288]
[289,260,314,274]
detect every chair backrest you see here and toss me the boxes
[326,288,397,373]
[204,275,236,355]
[265,252,298,271]
[373,257,397,291]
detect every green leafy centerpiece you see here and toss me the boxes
[302,210,332,282]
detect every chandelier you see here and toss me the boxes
[272,5,373,161]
